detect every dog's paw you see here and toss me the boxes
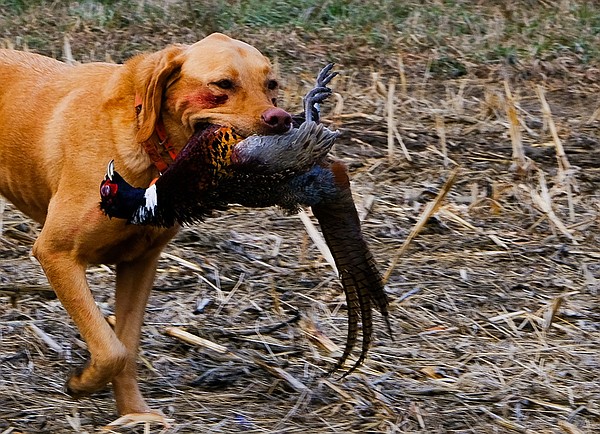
[65,362,113,398]
[102,411,174,431]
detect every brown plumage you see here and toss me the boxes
[100,129,391,376]
[312,161,391,376]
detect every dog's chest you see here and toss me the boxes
[86,225,179,265]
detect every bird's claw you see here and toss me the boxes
[301,63,338,124]
[304,86,333,123]
[303,63,338,124]
[316,63,338,88]
[305,86,333,105]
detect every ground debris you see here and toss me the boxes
[1,4,600,432]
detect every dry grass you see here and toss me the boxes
[1,1,600,433]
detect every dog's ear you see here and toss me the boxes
[135,45,185,143]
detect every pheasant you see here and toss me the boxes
[100,65,391,376]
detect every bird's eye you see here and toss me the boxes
[214,79,233,90]
[267,80,278,90]
[101,183,116,197]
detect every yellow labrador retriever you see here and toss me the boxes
[0,32,292,420]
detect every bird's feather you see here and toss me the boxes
[98,64,391,376]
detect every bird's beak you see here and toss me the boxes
[106,160,115,181]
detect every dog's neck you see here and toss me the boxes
[134,93,178,173]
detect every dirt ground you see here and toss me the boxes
[1,6,600,434]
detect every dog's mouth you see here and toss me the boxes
[190,122,218,142]
[193,121,213,134]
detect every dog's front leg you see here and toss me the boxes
[32,235,128,396]
[111,249,162,416]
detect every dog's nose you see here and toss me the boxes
[261,107,292,134]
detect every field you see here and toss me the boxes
[0,1,599,433]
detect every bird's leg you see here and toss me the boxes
[304,87,332,124]
[303,63,338,124]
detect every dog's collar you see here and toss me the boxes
[135,94,178,173]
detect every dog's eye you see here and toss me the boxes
[267,80,278,90]
[214,79,233,90]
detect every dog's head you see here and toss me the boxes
[134,33,291,145]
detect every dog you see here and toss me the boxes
[0,33,292,421]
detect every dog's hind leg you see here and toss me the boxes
[111,249,163,416]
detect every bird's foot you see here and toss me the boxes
[316,63,338,88]
[304,86,332,123]
[304,63,338,123]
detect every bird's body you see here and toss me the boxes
[101,121,340,226]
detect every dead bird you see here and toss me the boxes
[100,64,391,376]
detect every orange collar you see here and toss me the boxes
[135,94,178,173]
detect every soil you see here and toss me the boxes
[0,9,599,434]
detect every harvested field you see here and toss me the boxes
[1,1,599,433]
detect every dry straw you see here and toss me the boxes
[383,168,459,285]
[1,16,599,432]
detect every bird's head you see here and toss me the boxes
[100,160,151,222]
[99,160,119,202]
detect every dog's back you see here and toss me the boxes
[0,50,121,223]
